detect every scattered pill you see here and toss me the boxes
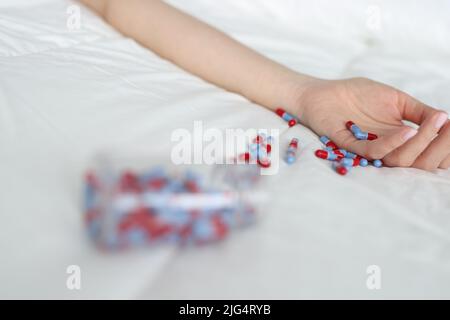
[319,136,338,150]
[359,158,369,167]
[285,138,299,165]
[373,159,383,168]
[345,151,358,159]
[346,120,378,141]
[315,149,340,161]
[332,161,350,176]
[275,107,298,127]
[340,157,360,167]
[346,121,361,134]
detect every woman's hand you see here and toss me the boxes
[289,77,450,170]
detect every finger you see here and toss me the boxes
[399,92,439,125]
[412,121,450,171]
[439,154,450,169]
[331,126,417,160]
[384,111,449,167]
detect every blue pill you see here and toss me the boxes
[359,158,369,167]
[373,159,383,168]
[339,158,354,167]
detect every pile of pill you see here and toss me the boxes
[275,107,300,127]
[314,120,383,175]
[239,133,273,168]
[84,166,258,250]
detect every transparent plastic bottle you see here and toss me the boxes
[83,149,264,250]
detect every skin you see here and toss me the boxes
[79,0,450,171]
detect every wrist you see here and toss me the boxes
[279,72,322,125]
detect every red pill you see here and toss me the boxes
[275,108,285,117]
[346,121,355,131]
[335,166,348,175]
[288,119,297,127]
[367,133,378,140]
[315,149,340,160]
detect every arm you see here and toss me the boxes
[80,0,450,171]
[79,0,311,112]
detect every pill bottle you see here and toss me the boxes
[83,148,265,250]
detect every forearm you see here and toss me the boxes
[80,0,315,114]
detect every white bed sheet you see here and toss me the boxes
[0,0,449,299]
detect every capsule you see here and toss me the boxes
[359,158,369,167]
[373,159,383,168]
[288,119,297,127]
[354,131,378,141]
[319,136,338,150]
[340,157,360,167]
[338,149,348,157]
[345,151,358,159]
[346,121,361,134]
[332,161,350,176]
[315,149,341,161]
[285,138,299,165]
[275,107,297,126]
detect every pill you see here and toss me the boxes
[346,121,361,134]
[332,161,350,176]
[275,107,297,126]
[373,159,383,168]
[338,149,348,157]
[340,157,360,167]
[345,151,358,159]
[359,158,369,167]
[288,119,297,127]
[354,131,378,141]
[346,120,378,140]
[315,149,340,161]
[332,150,345,158]
[319,136,338,150]
[285,138,299,165]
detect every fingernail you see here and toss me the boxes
[434,112,448,129]
[403,128,418,141]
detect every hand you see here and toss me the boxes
[290,77,450,170]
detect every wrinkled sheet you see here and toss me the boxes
[0,0,449,299]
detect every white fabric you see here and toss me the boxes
[1,0,449,299]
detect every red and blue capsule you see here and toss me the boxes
[332,161,351,176]
[315,149,343,161]
[276,108,297,127]
[340,157,360,167]
[346,120,378,140]
[319,136,338,150]
[285,138,299,164]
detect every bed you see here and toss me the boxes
[1,0,449,299]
